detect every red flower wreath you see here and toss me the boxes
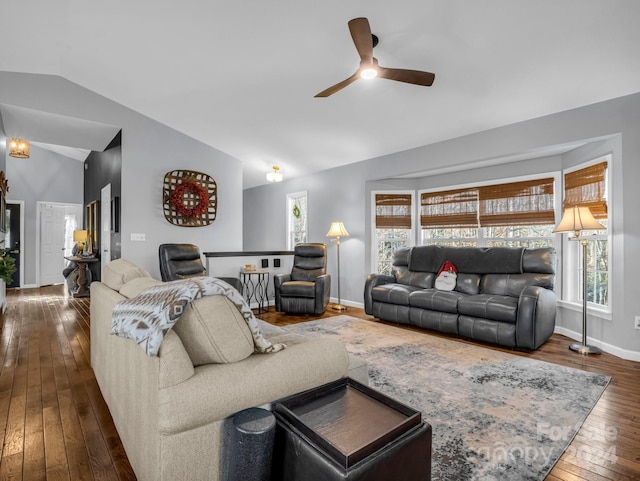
[171,181,210,218]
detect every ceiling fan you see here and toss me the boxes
[315,17,436,98]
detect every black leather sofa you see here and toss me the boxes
[364,245,557,349]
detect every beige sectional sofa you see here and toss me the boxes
[90,258,368,481]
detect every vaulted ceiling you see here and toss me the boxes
[1,1,639,188]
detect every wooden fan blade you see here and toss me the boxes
[348,17,373,62]
[314,72,360,97]
[378,67,435,87]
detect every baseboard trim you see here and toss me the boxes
[329,297,364,310]
[554,326,640,362]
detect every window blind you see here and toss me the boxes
[375,193,412,228]
[563,161,608,219]
[420,188,479,228]
[478,178,556,227]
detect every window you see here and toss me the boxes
[420,177,556,248]
[562,159,609,308]
[373,192,414,275]
[286,191,307,250]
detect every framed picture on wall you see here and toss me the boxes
[0,192,6,233]
[86,201,99,254]
[111,196,120,233]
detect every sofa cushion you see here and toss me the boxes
[171,295,255,366]
[103,258,153,291]
[371,283,422,306]
[119,277,163,299]
[409,289,465,313]
[457,294,519,323]
[522,248,557,274]
[455,273,481,295]
[394,267,435,289]
[158,337,349,434]
[278,280,316,298]
[481,273,555,297]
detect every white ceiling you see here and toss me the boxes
[1,0,639,188]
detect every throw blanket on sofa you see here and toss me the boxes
[111,276,286,357]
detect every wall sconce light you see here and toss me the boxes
[266,165,283,182]
[8,138,30,158]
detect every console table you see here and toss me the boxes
[64,255,98,298]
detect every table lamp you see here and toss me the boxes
[73,230,88,252]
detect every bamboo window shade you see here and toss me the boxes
[563,161,608,219]
[478,178,556,227]
[375,194,412,228]
[420,188,479,229]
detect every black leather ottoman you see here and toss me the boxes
[272,378,431,481]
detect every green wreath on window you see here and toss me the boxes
[292,204,301,219]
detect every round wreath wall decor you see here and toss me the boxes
[163,170,217,227]
[171,180,209,218]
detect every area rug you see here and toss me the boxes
[282,316,610,481]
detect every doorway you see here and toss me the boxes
[6,202,23,288]
[100,183,112,279]
[37,202,83,287]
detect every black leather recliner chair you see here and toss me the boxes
[158,243,243,294]
[274,243,331,315]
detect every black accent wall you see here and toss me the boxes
[84,130,122,280]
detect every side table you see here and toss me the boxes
[240,269,269,314]
[64,255,98,298]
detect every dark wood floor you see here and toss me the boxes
[1,285,639,480]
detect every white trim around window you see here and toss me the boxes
[559,154,612,315]
[286,191,307,250]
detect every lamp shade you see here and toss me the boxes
[553,206,605,236]
[73,230,88,243]
[326,221,349,238]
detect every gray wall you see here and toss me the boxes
[244,92,640,358]
[6,144,84,285]
[0,72,244,279]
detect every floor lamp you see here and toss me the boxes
[553,206,605,355]
[326,221,350,311]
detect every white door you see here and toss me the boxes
[101,184,112,278]
[40,204,66,285]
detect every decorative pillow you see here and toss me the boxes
[103,258,152,291]
[171,295,255,365]
[435,260,457,291]
[119,277,163,299]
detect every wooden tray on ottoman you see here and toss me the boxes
[273,377,431,480]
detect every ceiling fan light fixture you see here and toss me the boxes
[266,165,283,182]
[8,137,30,158]
[360,67,378,80]
[314,17,435,97]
